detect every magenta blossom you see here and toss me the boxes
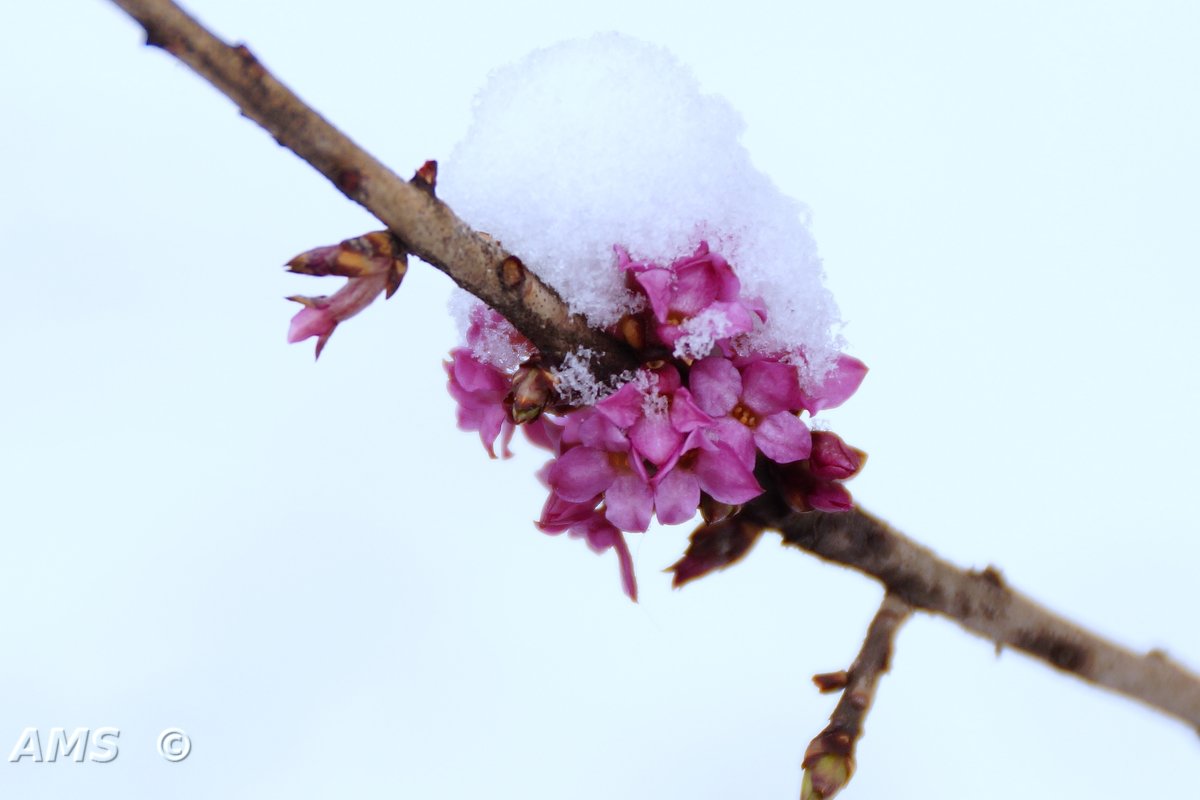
[799,354,869,415]
[689,355,812,468]
[618,242,761,359]
[652,431,764,525]
[593,366,712,468]
[537,493,637,600]
[287,271,389,359]
[444,348,515,459]
[435,236,868,600]
[547,411,655,533]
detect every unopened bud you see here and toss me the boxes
[800,753,853,800]
[510,363,556,424]
[809,431,866,481]
[807,481,853,513]
[774,461,855,514]
[286,231,408,296]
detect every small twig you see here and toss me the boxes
[803,593,912,800]
[107,0,638,380]
[105,0,1200,738]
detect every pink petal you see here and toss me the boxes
[669,387,713,433]
[707,300,755,338]
[596,382,644,429]
[604,473,654,533]
[496,419,516,459]
[694,446,764,504]
[652,364,683,393]
[800,354,868,414]
[523,416,564,453]
[476,407,512,459]
[630,413,683,467]
[549,447,617,502]
[450,349,508,395]
[578,520,639,602]
[753,412,812,464]
[744,294,768,323]
[653,467,701,526]
[287,305,336,343]
[740,359,802,415]
[670,259,720,316]
[578,412,629,452]
[537,492,598,533]
[613,533,638,601]
[712,417,758,471]
[633,268,675,323]
[689,356,742,416]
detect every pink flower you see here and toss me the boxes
[537,493,637,601]
[464,304,534,368]
[773,434,864,514]
[689,355,812,467]
[594,367,712,468]
[798,354,868,414]
[540,494,638,599]
[618,242,760,358]
[547,411,655,533]
[285,231,406,359]
[444,348,514,459]
[287,271,389,359]
[652,431,763,525]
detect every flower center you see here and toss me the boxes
[607,451,630,471]
[666,310,687,326]
[731,402,759,428]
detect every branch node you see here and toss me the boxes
[812,671,849,694]
[411,160,438,195]
[500,255,526,290]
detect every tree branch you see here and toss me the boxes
[106,0,1200,736]
[744,494,1200,732]
[107,0,638,380]
[803,593,912,800]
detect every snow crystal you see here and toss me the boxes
[673,307,739,362]
[450,292,533,371]
[550,348,607,406]
[442,33,844,379]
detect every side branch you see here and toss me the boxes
[108,0,638,378]
[744,495,1200,732]
[804,593,912,800]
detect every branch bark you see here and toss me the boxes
[107,0,638,381]
[744,494,1200,732]
[804,593,912,800]
[106,0,1200,735]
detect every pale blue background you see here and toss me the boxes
[2,1,1198,797]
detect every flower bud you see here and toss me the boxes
[800,753,853,800]
[510,363,557,423]
[809,431,866,481]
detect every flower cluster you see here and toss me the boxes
[447,242,867,600]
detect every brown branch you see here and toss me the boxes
[105,0,1200,737]
[107,0,637,380]
[742,493,1200,732]
[803,593,912,800]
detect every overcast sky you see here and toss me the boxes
[2,1,1198,798]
